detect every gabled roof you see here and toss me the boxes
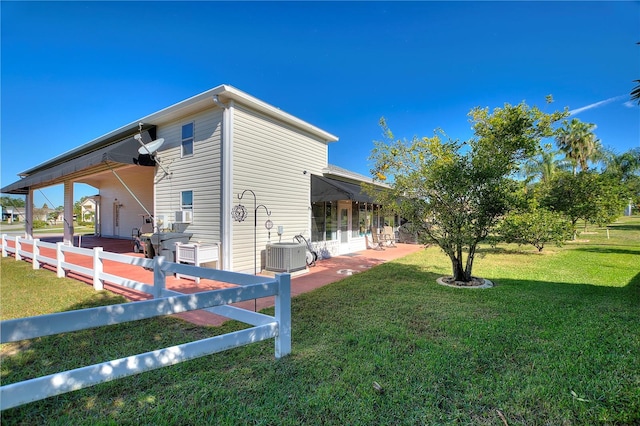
[2,85,339,194]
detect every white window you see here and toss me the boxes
[181,122,194,157]
[181,190,193,210]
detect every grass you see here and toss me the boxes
[0,223,95,235]
[1,217,639,425]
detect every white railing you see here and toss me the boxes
[0,235,292,410]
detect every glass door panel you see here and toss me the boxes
[340,207,349,243]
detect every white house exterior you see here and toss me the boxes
[1,206,24,223]
[1,85,391,274]
[80,198,97,223]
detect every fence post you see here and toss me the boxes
[15,236,21,261]
[32,239,40,270]
[274,273,292,358]
[56,242,65,278]
[93,247,104,291]
[2,234,7,257]
[153,256,166,299]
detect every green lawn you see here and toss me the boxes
[1,217,639,425]
[0,224,95,235]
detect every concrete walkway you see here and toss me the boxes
[6,235,424,327]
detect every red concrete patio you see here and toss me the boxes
[4,235,424,327]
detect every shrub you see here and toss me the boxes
[499,208,573,251]
[32,220,49,229]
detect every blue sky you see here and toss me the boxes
[2,1,639,208]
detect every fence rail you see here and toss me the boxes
[0,234,291,410]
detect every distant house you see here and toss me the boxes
[1,206,23,222]
[47,209,64,225]
[1,85,392,273]
[80,198,97,223]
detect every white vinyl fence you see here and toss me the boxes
[0,235,291,410]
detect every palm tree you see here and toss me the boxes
[555,118,601,174]
[602,147,640,182]
[631,42,640,105]
[521,143,570,184]
[632,79,640,105]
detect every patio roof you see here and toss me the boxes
[311,175,379,203]
[1,128,156,195]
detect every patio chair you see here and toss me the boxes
[369,232,385,250]
[382,226,397,248]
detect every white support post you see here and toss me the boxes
[93,247,104,291]
[2,234,7,257]
[15,236,21,261]
[32,239,40,270]
[63,181,74,246]
[56,242,65,278]
[153,256,166,299]
[25,190,34,239]
[274,273,292,358]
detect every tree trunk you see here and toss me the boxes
[450,255,467,282]
[464,244,476,281]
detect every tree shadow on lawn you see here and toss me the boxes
[606,223,640,232]
[493,270,640,292]
[473,246,538,256]
[573,247,640,256]
[625,271,640,292]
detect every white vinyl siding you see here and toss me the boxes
[154,108,223,244]
[181,122,194,157]
[180,190,193,210]
[97,165,155,238]
[231,105,329,274]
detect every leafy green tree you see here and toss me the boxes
[555,118,601,174]
[499,207,573,252]
[369,102,565,283]
[1,195,25,208]
[47,211,59,224]
[541,171,627,230]
[601,148,640,212]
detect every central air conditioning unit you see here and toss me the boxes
[265,242,307,273]
[175,210,193,223]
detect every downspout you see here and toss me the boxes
[213,95,234,271]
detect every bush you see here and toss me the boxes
[32,220,49,229]
[499,208,573,251]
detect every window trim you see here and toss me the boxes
[181,122,194,158]
[180,190,193,211]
